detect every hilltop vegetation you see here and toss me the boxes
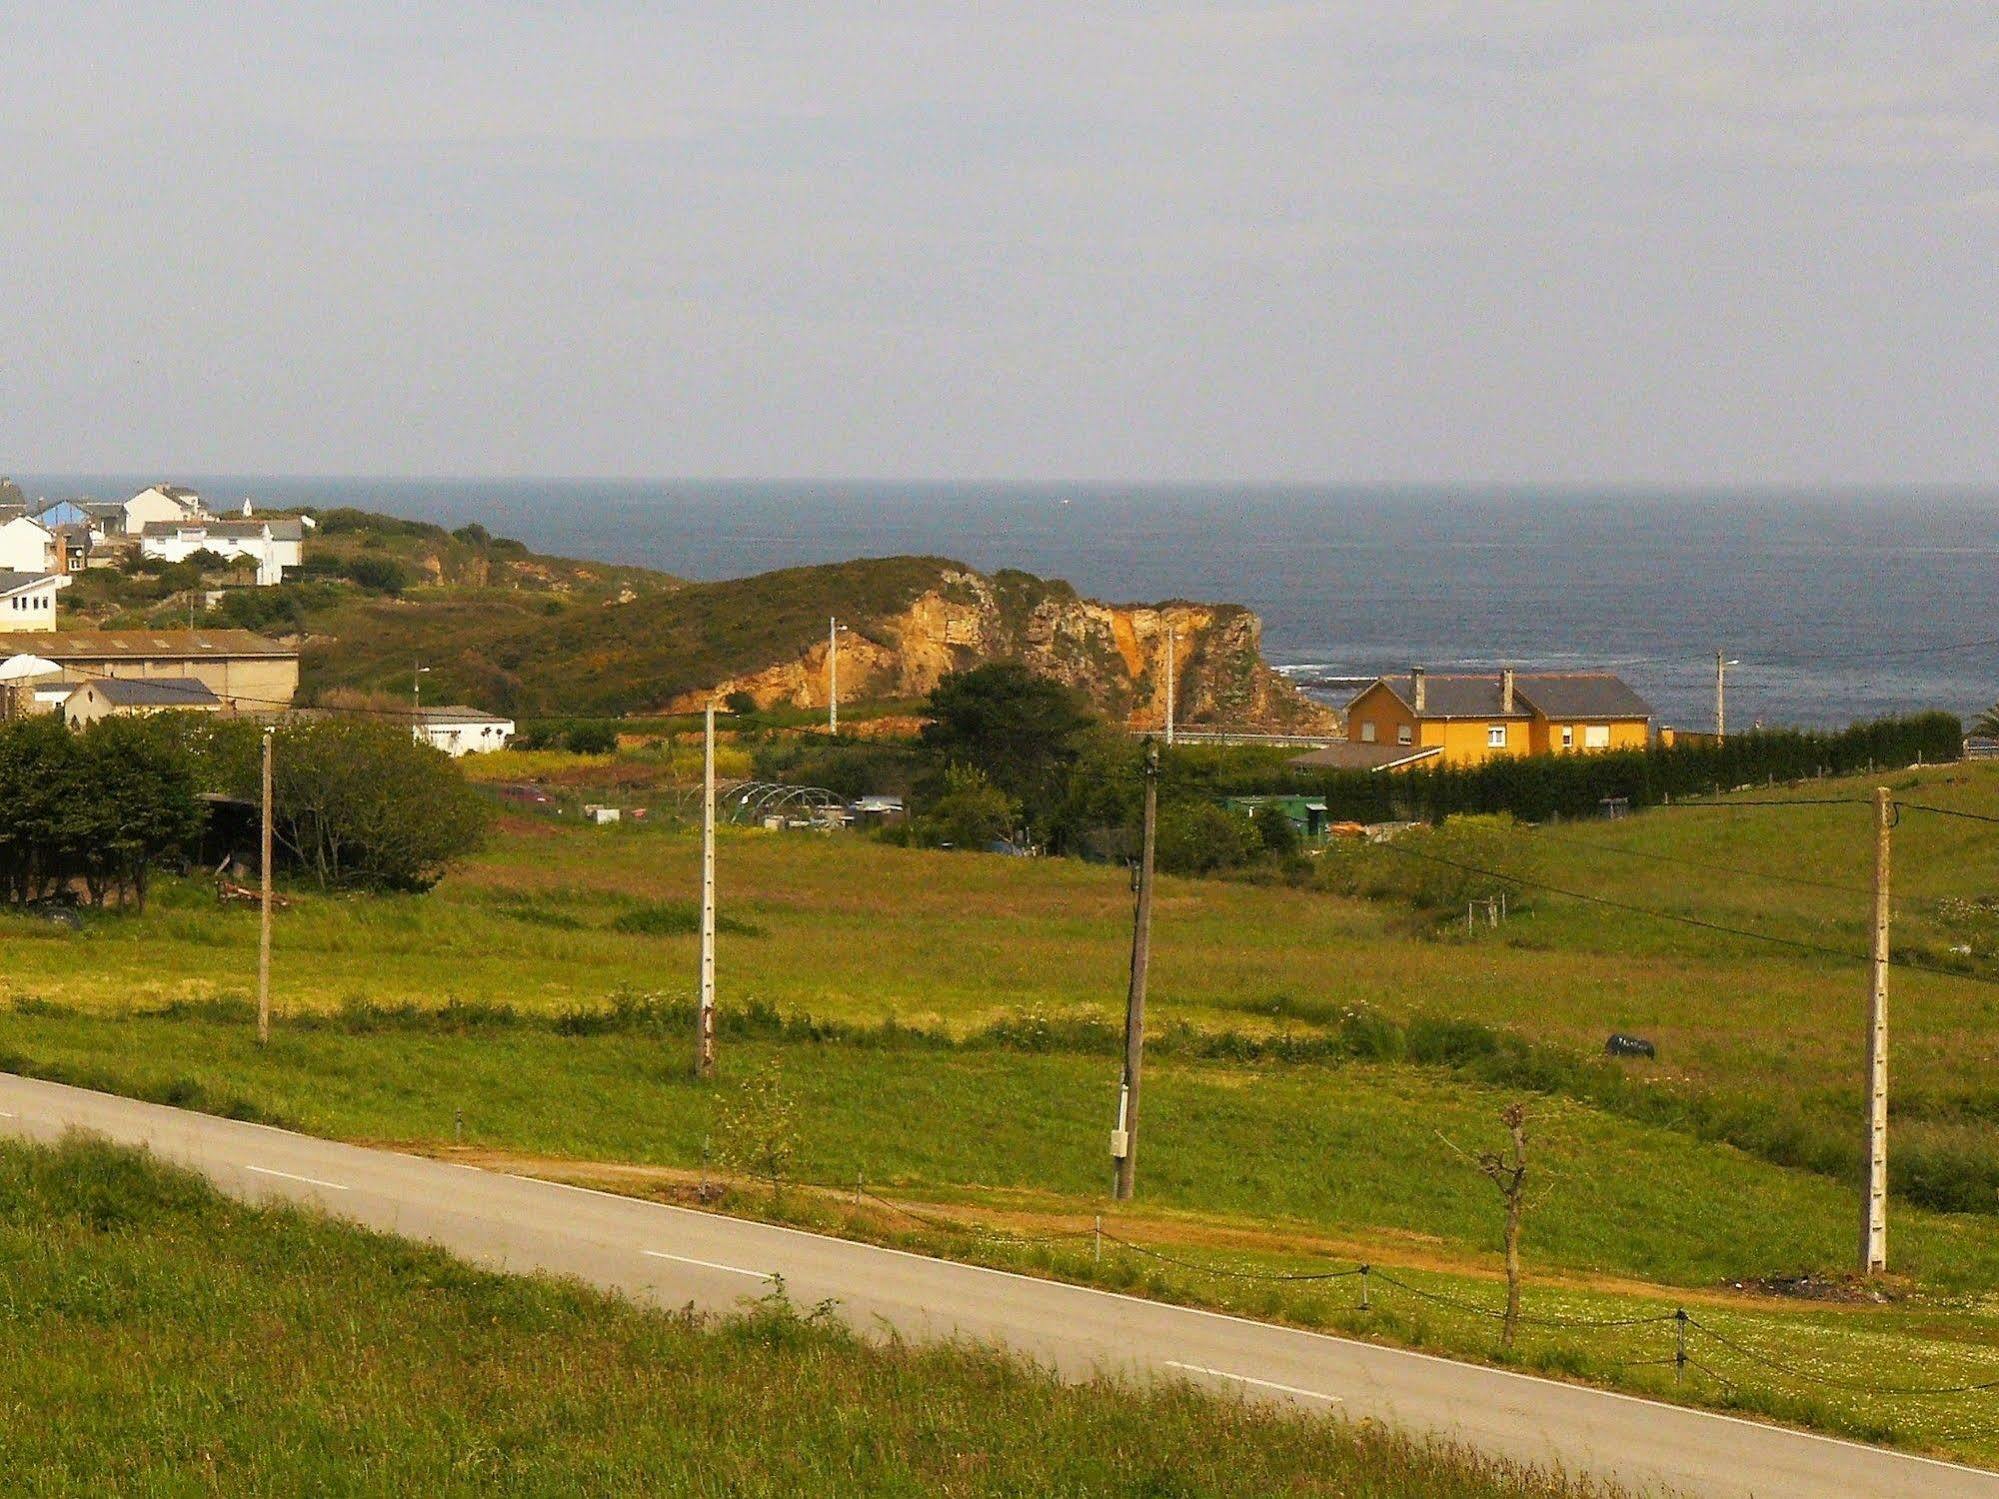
[0,1135,1612,1498]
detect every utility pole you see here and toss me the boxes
[1860,786,1892,1273]
[1164,627,1176,747]
[1113,741,1159,1201]
[412,661,430,745]
[1715,652,1739,742]
[828,616,839,736]
[697,702,717,1078]
[257,727,274,1046]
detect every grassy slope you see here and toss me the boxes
[4,762,1999,1456]
[0,1135,1612,1499]
[301,554,962,715]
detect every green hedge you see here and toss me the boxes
[1285,712,1964,824]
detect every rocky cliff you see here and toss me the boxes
[662,566,1334,732]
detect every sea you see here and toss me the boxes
[17,476,1999,730]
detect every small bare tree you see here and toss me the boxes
[713,1056,801,1206]
[1442,1101,1531,1350]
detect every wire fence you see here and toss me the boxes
[820,1182,1999,1406]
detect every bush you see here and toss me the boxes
[343,556,411,595]
[566,722,619,755]
[914,764,1019,850]
[1154,800,1255,876]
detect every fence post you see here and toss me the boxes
[1675,1308,1687,1384]
[1359,1263,1371,1311]
[1094,1214,1102,1265]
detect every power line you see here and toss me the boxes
[1529,826,1877,898]
[1375,839,1999,994]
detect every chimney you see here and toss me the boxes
[1411,666,1427,713]
[1501,667,1516,715]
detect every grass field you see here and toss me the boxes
[1,1135,1627,1497]
[3,759,1998,1461]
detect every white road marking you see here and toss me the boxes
[1163,1361,1343,1405]
[644,1249,773,1280]
[247,1165,348,1191]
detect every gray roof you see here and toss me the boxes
[1287,742,1444,771]
[1354,671,1652,721]
[0,571,58,596]
[139,519,270,539]
[73,677,221,708]
[416,705,512,725]
[1515,674,1654,720]
[263,516,305,540]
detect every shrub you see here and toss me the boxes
[1154,800,1256,876]
[566,722,619,755]
[914,763,1019,850]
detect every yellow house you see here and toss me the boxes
[1345,668,1653,767]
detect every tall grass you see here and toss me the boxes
[0,1135,1621,1497]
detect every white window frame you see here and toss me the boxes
[1585,724,1611,749]
[1488,724,1508,748]
[1396,724,1412,746]
[1359,721,1377,743]
[1561,725,1574,750]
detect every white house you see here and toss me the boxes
[0,573,61,632]
[139,518,297,586]
[0,514,58,576]
[124,485,207,533]
[413,705,516,756]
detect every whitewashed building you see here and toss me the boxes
[139,517,303,586]
[0,514,57,575]
[124,485,207,533]
[0,573,61,632]
[414,705,516,756]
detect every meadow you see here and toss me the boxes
[3,756,1999,1459]
[0,1135,1621,1498]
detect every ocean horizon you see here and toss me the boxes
[15,473,1999,731]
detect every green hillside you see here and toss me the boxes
[0,1135,1609,1498]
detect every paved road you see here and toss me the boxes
[3,1072,1993,1499]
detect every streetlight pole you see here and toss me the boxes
[257,726,274,1046]
[829,617,839,736]
[1164,627,1176,747]
[1715,652,1739,742]
[697,701,718,1078]
[1113,741,1159,1201]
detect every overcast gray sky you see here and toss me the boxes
[2,3,1994,483]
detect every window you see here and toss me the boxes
[1396,724,1412,746]
[1561,725,1574,750]
[1359,721,1377,743]
[1585,724,1611,749]
[1488,724,1508,747]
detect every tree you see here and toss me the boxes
[919,663,1095,827]
[714,1056,800,1205]
[0,715,201,910]
[1975,703,1999,739]
[566,721,618,755]
[1443,1102,1531,1351]
[914,763,1019,849]
[1153,800,1254,876]
[261,719,489,891]
[1250,803,1304,859]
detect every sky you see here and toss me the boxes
[2,3,1995,484]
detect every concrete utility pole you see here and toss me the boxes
[697,702,718,1078]
[829,617,839,736]
[1113,741,1160,1201]
[412,661,430,745]
[257,727,274,1046]
[1714,652,1739,742]
[1860,786,1892,1273]
[1164,627,1176,747]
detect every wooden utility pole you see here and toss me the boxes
[1113,741,1159,1201]
[697,703,718,1078]
[1860,786,1892,1273]
[257,727,274,1045]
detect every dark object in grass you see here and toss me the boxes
[612,902,765,938]
[1604,1034,1657,1060]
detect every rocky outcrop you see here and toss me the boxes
[663,565,1334,732]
